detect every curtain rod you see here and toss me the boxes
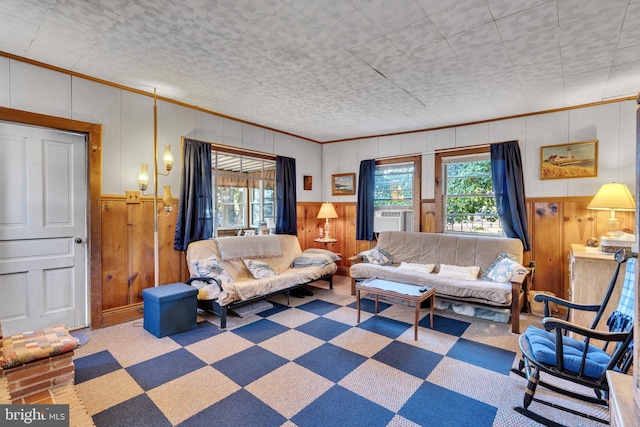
[372,140,521,161]
[372,143,491,161]
[181,136,276,160]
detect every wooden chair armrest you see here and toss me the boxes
[542,318,630,342]
[534,293,600,312]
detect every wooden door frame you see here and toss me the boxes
[0,107,104,329]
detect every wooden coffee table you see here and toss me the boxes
[356,278,435,340]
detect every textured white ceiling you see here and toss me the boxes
[1,0,639,142]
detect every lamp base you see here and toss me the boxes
[324,222,331,239]
[606,217,620,238]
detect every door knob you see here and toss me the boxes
[74,237,84,244]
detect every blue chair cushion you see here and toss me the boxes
[524,326,611,379]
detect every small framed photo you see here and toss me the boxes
[540,140,598,180]
[331,173,356,196]
[303,175,312,191]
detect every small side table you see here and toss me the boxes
[314,238,337,250]
[356,278,435,341]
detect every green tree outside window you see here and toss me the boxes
[445,160,501,234]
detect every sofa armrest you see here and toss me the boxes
[348,254,364,265]
[510,271,529,286]
[186,276,223,293]
[348,255,365,296]
[509,269,531,334]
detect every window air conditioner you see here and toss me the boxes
[374,211,414,232]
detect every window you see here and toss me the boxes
[371,156,420,232]
[217,187,247,229]
[250,185,275,227]
[441,152,502,235]
[212,151,276,235]
[374,162,414,208]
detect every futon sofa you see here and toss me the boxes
[349,231,529,333]
[186,234,338,328]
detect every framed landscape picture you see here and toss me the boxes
[331,173,356,195]
[540,140,598,180]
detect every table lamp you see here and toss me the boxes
[587,182,635,237]
[317,202,338,239]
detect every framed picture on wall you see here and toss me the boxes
[331,173,356,195]
[540,140,598,180]
[303,175,312,190]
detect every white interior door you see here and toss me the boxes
[0,122,88,336]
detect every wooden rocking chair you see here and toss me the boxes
[512,249,636,426]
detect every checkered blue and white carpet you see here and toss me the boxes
[73,277,608,427]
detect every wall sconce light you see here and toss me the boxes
[131,88,175,286]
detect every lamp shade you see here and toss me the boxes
[587,183,635,211]
[138,163,149,191]
[317,202,338,219]
[162,185,174,212]
[162,144,174,172]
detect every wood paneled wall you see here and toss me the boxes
[100,195,184,326]
[97,196,634,328]
[529,197,635,299]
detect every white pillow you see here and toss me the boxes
[243,259,277,279]
[485,257,526,283]
[437,264,480,280]
[398,262,435,274]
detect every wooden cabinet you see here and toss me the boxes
[607,371,639,427]
[568,244,625,333]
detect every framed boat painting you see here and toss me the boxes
[540,140,598,180]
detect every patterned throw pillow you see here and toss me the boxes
[481,252,519,281]
[292,252,335,268]
[243,259,277,279]
[484,257,526,283]
[359,248,393,265]
[437,264,480,280]
[398,262,435,274]
[303,248,341,262]
[193,255,233,283]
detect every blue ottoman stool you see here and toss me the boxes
[142,283,198,338]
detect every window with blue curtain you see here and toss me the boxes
[275,156,297,235]
[490,141,530,250]
[174,138,213,250]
